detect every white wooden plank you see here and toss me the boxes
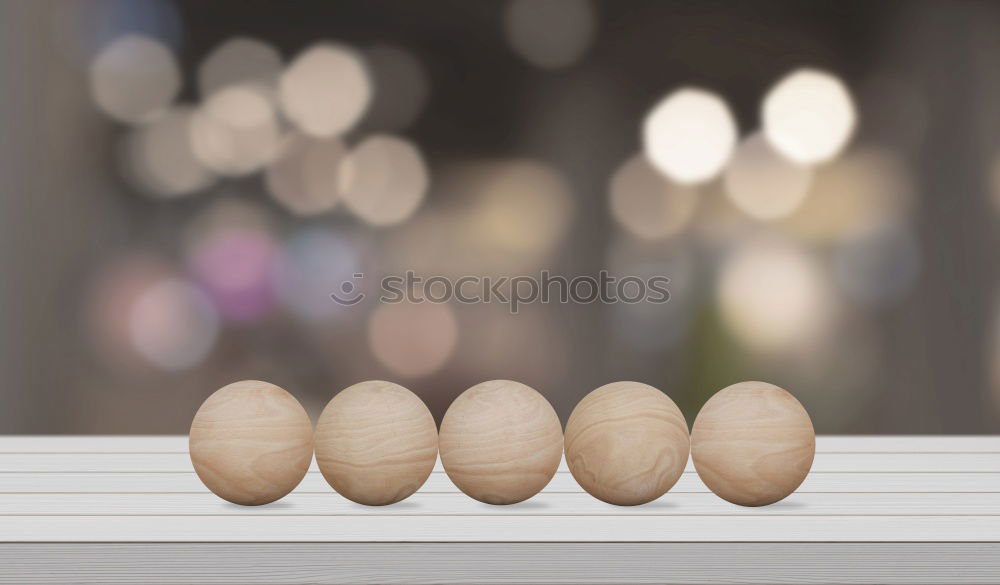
[3,543,1000,585]
[0,436,188,452]
[2,471,996,493]
[3,452,999,472]
[2,491,998,516]
[4,514,1000,542]
[2,435,999,453]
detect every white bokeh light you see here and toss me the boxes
[190,85,281,176]
[643,88,737,184]
[609,154,699,239]
[89,34,180,124]
[718,239,833,352]
[504,0,596,69]
[265,133,348,216]
[339,135,428,226]
[763,68,857,165]
[279,43,372,137]
[724,132,813,220]
[198,37,282,99]
[121,106,215,198]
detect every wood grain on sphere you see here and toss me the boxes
[439,380,563,505]
[189,380,313,506]
[314,381,438,506]
[691,381,815,507]
[564,381,690,506]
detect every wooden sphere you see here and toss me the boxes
[189,380,313,505]
[564,381,689,506]
[439,380,563,505]
[314,380,438,505]
[691,381,815,506]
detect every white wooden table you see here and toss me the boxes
[0,436,998,584]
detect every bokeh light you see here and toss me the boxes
[717,239,833,352]
[833,220,921,308]
[643,88,737,184]
[86,254,174,370]
[504,0,596,69]
[279,43,372,137]
[461,160,575,261]
[89,34,180,124]
[265,133,348,216]
[609,154,699,239]
[188,228,280,323]
[361,44,430,132]
[120,106,215,198]
[368,302,458,378]
[724,132,813,221]
[128,278,219,371]
[274,228,370,322]
[189,84,282,176]
[762,68,857,165]
[779,146,914,242]
[198,37,282,99]
[339,135,429,226]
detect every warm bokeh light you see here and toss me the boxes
[274,229,369,322]
[461,160,575,261]
[120,106,215,198]
[717,239,833,352]
[89,34,180,124]
[279,43,372,137]
[128,278,219,371]
[188,228,280,323]
[833,220,921,307]
[609,154,699,239]
[265,133,348,216]
[198,37,282,99]
[778,146,914,242]
[724,132,813,221]
[189,84,281,176]
[361,44,430,132]
[762,68,857,165]
[368,302,458,378]
[643,88,737,184]
[504,0,596,69]
[339,135,428,226]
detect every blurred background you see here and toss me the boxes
[1,0,998,434]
